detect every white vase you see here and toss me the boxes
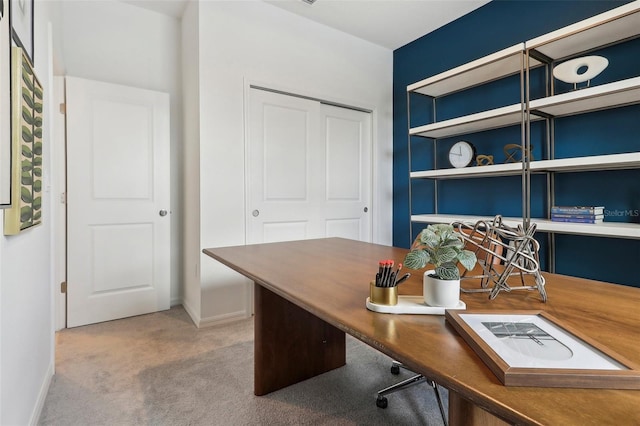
[423,270,460,307]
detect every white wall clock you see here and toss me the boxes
[449,141,476,168]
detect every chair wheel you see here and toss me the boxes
[390,365,400,375]
[376,396,388,409]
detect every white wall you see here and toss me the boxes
[1,0,393,420]
[192,1,393,323]
[1,1,184,421]
[59,0,184,304]
[0,0,60,423]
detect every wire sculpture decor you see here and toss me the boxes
[452,215,547,302]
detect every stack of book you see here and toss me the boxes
[551,206,604,224]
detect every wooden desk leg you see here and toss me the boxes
[254,283,346,396]
[449,390,511,426]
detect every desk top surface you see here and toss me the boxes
[203,238,640,425]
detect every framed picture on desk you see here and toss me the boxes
[445,310,640,389]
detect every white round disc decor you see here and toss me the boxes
[553,55,609,84]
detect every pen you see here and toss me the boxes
[376,261,384,287]
[376,260,390,287]
[395,273,410,286]
[380,260,387,287]
[385,260,394,287]
[392,263,402,287]
[375,260,404,287]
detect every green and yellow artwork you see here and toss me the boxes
[4,47,43,235]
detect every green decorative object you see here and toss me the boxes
[404,223,477,280]
[4,46,43,235]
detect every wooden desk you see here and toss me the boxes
[203,238,640,425]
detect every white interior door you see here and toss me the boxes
[247,88,371,244]
[321,103,372,241]
[66,77,170,327]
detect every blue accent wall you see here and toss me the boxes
[393,1,640,287]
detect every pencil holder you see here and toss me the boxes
[370,280,398,306]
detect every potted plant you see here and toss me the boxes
[404,224,477,307]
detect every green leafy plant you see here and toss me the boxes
[404,224,477,280]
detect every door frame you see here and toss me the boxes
[53,76,173,329]
[52,77,67,330]
[243,79,378,311]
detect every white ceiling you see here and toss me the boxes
[263,0,490,50]
[120,0,490,50]
[119,0,189,19]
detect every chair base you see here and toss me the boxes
[376,361,448,426]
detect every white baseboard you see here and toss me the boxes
[29,362,54,425]
[181,300,251,328]
[181,299,200,327]
[198,310,252,328]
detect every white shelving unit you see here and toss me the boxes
[406,1,640,260]
[525,1,640,252]
[406,43,529,239]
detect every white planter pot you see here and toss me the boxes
[423,270,460,308]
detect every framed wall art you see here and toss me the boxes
[445,309,640,389]
[0,0,11,207]
[10,0,33,64]
[4,46,42,235]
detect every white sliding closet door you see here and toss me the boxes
[247,88,372,244]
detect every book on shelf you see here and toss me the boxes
[551,216,603,224]
[551,206,605,215]
[551,213,604,220]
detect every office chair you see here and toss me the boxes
[376,361,448,425]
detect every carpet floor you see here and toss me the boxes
[39,306,447,425]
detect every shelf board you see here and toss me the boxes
[407,44,532,98]
[411,153,640,180]
[409,103,530,139]
[529,76,640,118]
[532,219,640,240]
[530,152,640,173]
[411,215,640,240]
[411,214,526,228]
[411,163,524,179]
[409,78,640,142]
[526,1,640,60]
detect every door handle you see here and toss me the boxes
[159,209,168,217]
